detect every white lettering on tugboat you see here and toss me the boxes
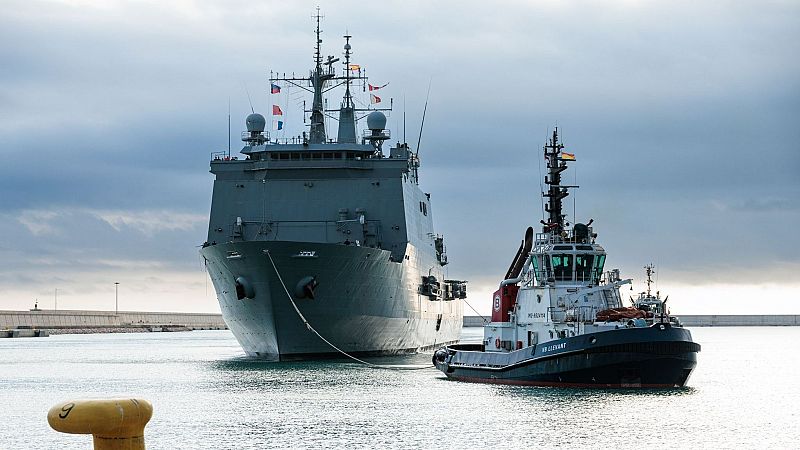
[528,312,546,319]
[541,342,567,353]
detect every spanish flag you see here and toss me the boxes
[349,64,361,71]
[560,152,575,161]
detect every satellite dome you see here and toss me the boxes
[246,113,266,132]
[366,111,387,131]
[344,43,351,50]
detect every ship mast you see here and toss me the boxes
[269,9,393,145]
[308,9,330,144]
[337,34,357,143]
[644,264,655,298]
[542,128,570,236]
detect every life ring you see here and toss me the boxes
[495,338,501,349]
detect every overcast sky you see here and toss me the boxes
[1,0,798,315]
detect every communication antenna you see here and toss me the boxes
[245,84,255,114]
[227,97,231,158]
[403,95,406,143]
[573,157,577,226]
[416,79,432,156]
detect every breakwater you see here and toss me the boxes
[463,315,800,327]
[0,309,227,334]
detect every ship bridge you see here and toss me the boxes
[203,26,433,266]
[532,241,606,285]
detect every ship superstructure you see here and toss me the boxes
[434,129,699,387]
[201,14,465,360]
[630,264,670,318]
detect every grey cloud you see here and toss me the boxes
[0,0,797,310]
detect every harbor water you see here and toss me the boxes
[1,327,798,448]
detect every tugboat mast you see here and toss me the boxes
[542,128,570,236]
[645,264,655,298]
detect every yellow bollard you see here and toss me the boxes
[47,398,153,450]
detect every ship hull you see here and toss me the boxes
[201,241,462,360]
[434,324,699,387]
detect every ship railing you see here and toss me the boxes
[211,151,241,162]
[241,131,270,141]
[226,218,383,248]
[602,269,622,283]
[361,129,391,139]
[535,232,558,245]
[547,306,598,324]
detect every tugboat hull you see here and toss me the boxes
[434,324,700,387]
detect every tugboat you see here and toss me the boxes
[628,264,678,324]
[433,130,700,387]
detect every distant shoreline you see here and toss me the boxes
[3,310,798,334]
[0,309,227,335]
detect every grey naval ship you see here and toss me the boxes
[433,129,700,387]
[200,18,466,360]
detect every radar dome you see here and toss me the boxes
[367,111,387,131]
[246,113,266,132]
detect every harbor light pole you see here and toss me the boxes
[54,288,58,311]
[114,282,119,315]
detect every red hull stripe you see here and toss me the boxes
[448,375,679,388]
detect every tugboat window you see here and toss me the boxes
[552,254,573,281]
[544,256,552,281]
[575,254,594,282]
[593,255,606,283]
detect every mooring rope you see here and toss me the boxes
[462,298,488,324]
[264,250,433,371]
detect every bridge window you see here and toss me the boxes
[552,254,573,281]
[575,254,594,282]
[531,256,543,284]
[543,256,552,280]
[593,254,606,284]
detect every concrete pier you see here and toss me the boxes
[0,309,227,335]
[463,315,800,327]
